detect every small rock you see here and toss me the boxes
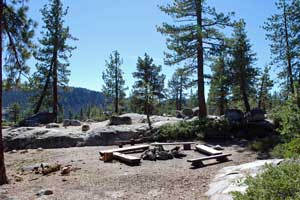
[36,189,53,197]
[20,150,28,154]
[70,120,81,126]
[14,175,23,182]
[61,166,72,175]
[10,150,17,154]
[37,147,43,151]
[63,119,71,127]
[82,124,90,132]
[46,123,60,128]
[214,145,224,150]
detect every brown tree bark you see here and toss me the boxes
[0,0,8,185]
[115,58,119,114]
[195,0,207,117]
[283,0,294,94]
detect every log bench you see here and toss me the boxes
[99,144,150,156]
[113,152,141,166]
[151,142,196,150]
[187,153,232,167]
[195,144,222,155]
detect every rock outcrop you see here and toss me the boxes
[205,159,283,200]
[3,114,182,151]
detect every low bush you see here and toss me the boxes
[249,136,280,152]
[271,138,300,159]
[232,162,300,200]
[155,118,232,141]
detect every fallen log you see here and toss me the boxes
[113,152,141,166]
[195,144,222,156]
[99,144,150,156]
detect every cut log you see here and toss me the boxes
[195,144,222,155]
[151,142,195,151]
[113,152,141,166]
[187,154,232,167]
[99,144,150,156]
[151,142,195,146]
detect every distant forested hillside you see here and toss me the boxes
[3,87,105,116]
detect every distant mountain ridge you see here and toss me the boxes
[3,87,106,115]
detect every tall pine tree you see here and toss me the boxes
[257,66,274,111]
[168,67,191,110]
[0,0,35,185]
[158,0,234,117]
[132,53,165,128]
[32,0,76,121]
[102,51,127,114]
[207,53,230,115]
[229,20,258,112]
[263,0,300,95]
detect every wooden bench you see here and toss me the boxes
[195,144,222,155]
[113,152,141,166]
[151,142,196,150]
[187,154,232,167]
[99,144,150,156]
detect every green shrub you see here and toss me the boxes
[271,138,300,159]
[233,162,300,200]
[155,118,231,141]
[270,98,300,141]
[249,136,280,152]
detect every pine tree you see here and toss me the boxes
[0,0,35,185]
[32,0,76,121]
[102,51,127,114]
[132,53,165,128]
[263,0,299,95]
[168,67,191,110]
[229,20,258,112]
[257,66,274,111]
[157,0,234,117]
[207,54,230,115]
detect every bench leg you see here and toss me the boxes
[192,161,204,168]
[183,144,191,150]
[216,156,229,163]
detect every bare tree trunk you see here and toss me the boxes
[0,0,8,185]
[283,0,294,94]
[115,59,119,114]
[34,65,53,114]
[52,50,58,122]
[240,73,251,112]
[257,75,265,109]
[179,75,183,110]
[195,0,207,118]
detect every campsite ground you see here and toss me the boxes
[0,144,257,200]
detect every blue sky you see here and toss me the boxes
[26,0,277,94]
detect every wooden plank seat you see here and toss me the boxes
[187,153,232,167]
[99,144,150,156]
[113,152,141,166]
[151,142,196,150]
[195,144,222,155]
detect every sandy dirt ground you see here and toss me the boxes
[0,144,257,200]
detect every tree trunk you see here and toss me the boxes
[179,75,183,110]
[240,73,251,112]
[0,0,8,185]
[195,0,207,117]
[257,75,265,109]
[283,0,294,94]
[34,64,53,114]
[115,59,119,114]
[53,50,58,122]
